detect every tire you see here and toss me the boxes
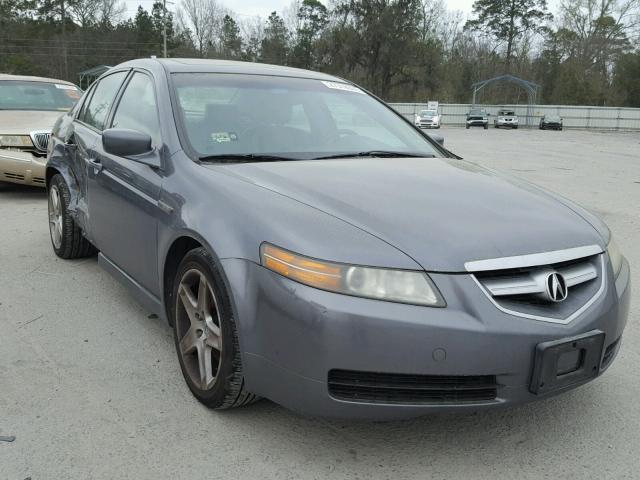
[171,247,258,409]
[466,124,470,129]
[484,124,488,130]
[48,174,96,259]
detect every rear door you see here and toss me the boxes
[73,71,129,235]
[86,70,164,296]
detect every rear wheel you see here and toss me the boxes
[48,174,96,259]
[172,247,258,409]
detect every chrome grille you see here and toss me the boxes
[30,131,51,152]
[471,250,605,324]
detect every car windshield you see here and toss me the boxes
[499,111,515,116]
[0,80,82,111]
[546,115,561,121]
[469,110,485,115]
[419,110,435,117]
[171,73,441,160]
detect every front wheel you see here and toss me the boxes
[484,124,488,130]
[172,247,258,409]
[48,174,96,259]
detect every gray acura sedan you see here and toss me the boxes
[46,59,630,419]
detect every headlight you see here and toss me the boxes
[260,243,445,307]
[607,237,623,278]
[0,135,33,148]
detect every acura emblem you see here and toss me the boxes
[545,272,568,302]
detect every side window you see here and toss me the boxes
[111,72,160,145]
[76,84,96,120]
[81,71,127,130]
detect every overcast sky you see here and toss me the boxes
[124,0,565,25]
[124,0,480,21]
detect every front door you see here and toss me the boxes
[86,71,164,297]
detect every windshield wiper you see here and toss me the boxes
[312,151,434,160]
[199,153,299,163]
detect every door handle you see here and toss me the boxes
[88,158,103,172]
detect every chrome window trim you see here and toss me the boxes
[472,254,607,325]
[464,244,603,273]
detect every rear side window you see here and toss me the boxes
[80,71,127,130]
[111,72,160,145]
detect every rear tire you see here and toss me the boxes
[48,174,96,259]
[171,247,259,409]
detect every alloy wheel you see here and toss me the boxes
[175,268,223,390]
[48,185,63,249]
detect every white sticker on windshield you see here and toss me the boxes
[321,81,364,95]
[55,84,76,90]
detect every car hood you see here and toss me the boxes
[0,110,65,134]
[211,157,605,272]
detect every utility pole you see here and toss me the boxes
[61,0,68,79]
[162,0,167,58]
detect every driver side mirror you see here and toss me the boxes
[103,128,153,158]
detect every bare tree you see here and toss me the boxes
[68,0,102,27]
[560,0,639,66]
[179,0,225,56]
[98,0,126,27]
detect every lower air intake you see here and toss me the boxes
[328,369,498,405]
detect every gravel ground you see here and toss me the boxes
[1,127,638,479]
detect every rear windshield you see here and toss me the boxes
[0,80,82,111]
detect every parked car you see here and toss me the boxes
[540,114,563,130]
[46,59,629,420]
[0,74,82,187]
[414,109,441,129]
[494,109,519,129]
[466,108,489,129]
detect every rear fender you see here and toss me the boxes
[46,143,88,232]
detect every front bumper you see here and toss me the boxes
[496,120,518,127]
[222,257,630,419]
[0,149,47,186]
[466,120,488,127]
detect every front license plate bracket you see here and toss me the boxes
[530,330,605,395]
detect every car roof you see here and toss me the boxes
[0,73,77,86]
[115,58,344,82]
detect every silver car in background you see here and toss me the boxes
[414,109,441,128]
[494,109,519,129]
